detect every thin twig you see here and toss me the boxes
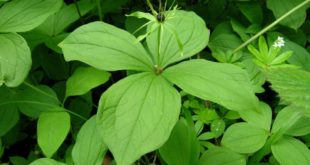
[232,0,310,54]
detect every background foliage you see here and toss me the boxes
[0,0,310,165]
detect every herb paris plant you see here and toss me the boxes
[59,9,259,165]
[0,0,309,164]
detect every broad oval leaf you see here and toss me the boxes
[34,1,95,36]
[208,34,242,53]
[38,109,71,158]
[211,119,226,138]
[221,122,269,154]
[59,21,153,72]
[267,0,308,30]
[271,106,310,137]
[97,72,181,165]
[286,116,310,136]
[29,158,65,165]
[239,102,272,131]
[237,2,263,24]
[66,67,110,98]
[72,116,108,165]
[0,84,60,118]
[17,85,60,118]
[146,10,210,68]
[163,59,259,112]
[0,33,31,87]
[199,147,246,165]
[272,136,310,165]
[159,118,200,165]
[0,0,62,32]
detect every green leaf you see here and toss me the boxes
[239,102,272,131]
[146,10,210,67]
[97,72,181,165]
[68,94,92,128]
[21,31,50,50]
[0,84,60,118]
[271,51,293,65]
[0,0,62,32]
[221,122,269,154]
[38,109,71,158]
[259,36,268,58]
[17,85,60,118]
[0,109,19,137]
[230,19,249,41]
[287,116,310,136]
[198,147,246,165]
[267,0,309,30]
[59,21,153,72]
[209,34,242,53]
[267,67,310,111]
[34,1,95,36]
[159,118,200,165]
[127,11,155,21]
[72,116,107,165]
[29,158,66,165]
[39,52,70,80]
[163,59,259,112]
[10,156,28,165]
[271,106,309,137]
[285,40,310,71]
[44,34,68,54]
[0,33,31,87]
[248,45,264,62]
[66,67,110,98]
[237,2,263,24]
[211,119,225,138]
[272,136,310,165]
[198,132,215,141]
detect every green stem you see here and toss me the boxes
[63,109,87,121]
[92,103,98,109]
[147,0,158,15]
[45,109,87,121]
[232,0,310,53]
[156,24,164,68]
[97,0,103,21]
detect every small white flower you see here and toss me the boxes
[273,36,285,48]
